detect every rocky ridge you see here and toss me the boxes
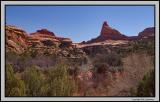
[6,23,155,54]
[6,25,73,54]
[138,27,155,39]
[83,21,155,44]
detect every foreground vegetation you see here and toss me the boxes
[5,39,155,96]
[6,63,76,96]
[130,69,155,96]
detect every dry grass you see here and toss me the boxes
[72,52,154,96]
[106,53,154,96]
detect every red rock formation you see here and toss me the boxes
[6,25,29,53]
[30,29,56,40]
[138,27,155,39]
[6,25,74,53]
[57,37,72,43]
[85,21,128,43]
[31,29,55,36]
[29,29,60,47]
[29,29,73,48]
[100,21,121,36]
[58,37,73,48]
[6,24,154,54]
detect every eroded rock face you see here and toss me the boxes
[138,27,155,39]
[36,29,55,36]
[57,37,72,48]
[6,25,29,53]
[30,29,55,43]
[28,33,59,48]
[29,29,73,49]
[100,21,128,40]
[5,25,74,54]
[6,24,155,55]
[100,21,122,36]
[85,21,128,43]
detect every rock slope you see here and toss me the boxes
[6,25,73,53]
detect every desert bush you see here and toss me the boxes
[83,45,108,57]
[67,56,88,66]
[6,51,62,72]
[43,49,50,56]
[22,66,44,96]
[93,52,123,74]
[129,87,137,96]
[128,40,155,55]
[46,63,76,96]
[109,66,124,73]
[146,41,155,56]
[136,69,155,96]
[130,69,155,96]
[93,52,122,67]
[92,52,123,74]
[29,55,58,69]
[30,49,38,58]
[6,64,25,96]
[94,63,109,74]
[105,53,122,66]
[6,51,34,72]
[68,66,80,78]
[6,51,18,63]
[84,88,95,96]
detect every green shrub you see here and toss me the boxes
[130,69,155,96]
[6,64,25,96]
[127,40,155,55]
[93,52,123,74]
[105,53,122,66]
[47,63,76,96]
[22,66,44,96]
[44,49,50,56]
[136,69,155,96]
[68,66,80,78]
[93,53,122,67]
[30,49,38,58]
[67,56,88,66]
[129,87,136,96]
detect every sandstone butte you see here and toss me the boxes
[5,21,155,53]
[83,21,154,44]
